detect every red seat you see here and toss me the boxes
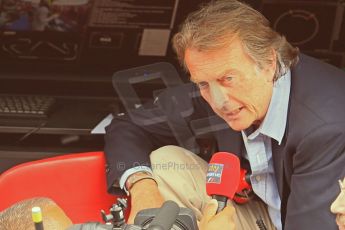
[0,151,123,224]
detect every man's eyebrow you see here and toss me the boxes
[220,68,238,77]
[189,69,237,83]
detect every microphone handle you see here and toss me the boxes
[212,195,228,214]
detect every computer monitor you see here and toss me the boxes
[81,0,183,73]
[0,0,93,65]
[0,0,190,97]
[261,0,339,51]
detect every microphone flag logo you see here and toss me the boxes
[206,163,224,184]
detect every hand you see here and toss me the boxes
[199,199,236,230]
[127,179,164,224]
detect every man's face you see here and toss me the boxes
[331,179,345,230]
[185,37,275,131]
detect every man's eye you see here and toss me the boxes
[196,81,209,89]
[224,76,233,82]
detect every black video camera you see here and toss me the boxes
[67,199,198,230]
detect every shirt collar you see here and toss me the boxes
[242,70,291,145]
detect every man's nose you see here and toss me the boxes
[331,196,345,214]
[209,82,228,109]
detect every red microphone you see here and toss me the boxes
[233,168,253,204]
[206,152,241,213]
[206,152,267,230]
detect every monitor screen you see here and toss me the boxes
[0,0,92,32]
[0,0,183,73]
[261,1,338,51]
[0,0,93,64]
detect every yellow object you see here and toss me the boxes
[31,206,43,223]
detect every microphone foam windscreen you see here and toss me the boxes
[206,152,241,199]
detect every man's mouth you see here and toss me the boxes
[336,214,345,230]
[224,107,244,119]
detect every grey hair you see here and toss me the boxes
[172,0,299,80]
[0,197,72,230]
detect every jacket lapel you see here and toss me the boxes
[271,140,285,199]
[272,138,289,227]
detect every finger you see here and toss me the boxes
[221,205,236,220]
[213,205,236,230]
[202,199,218,222]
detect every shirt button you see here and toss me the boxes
[255,175,261,181]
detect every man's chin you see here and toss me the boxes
[226,120,251,131]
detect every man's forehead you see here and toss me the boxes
[185,44,246,82]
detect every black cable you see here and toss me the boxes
[17,120,47,143]
[256,218,267,230]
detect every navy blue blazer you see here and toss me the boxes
[105,54,345,229]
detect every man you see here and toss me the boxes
[331,178,345,230]
[105,0,345,229]
[0,197,72,230]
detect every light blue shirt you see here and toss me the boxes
[119,166,153,195]
[241,71,291,230]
